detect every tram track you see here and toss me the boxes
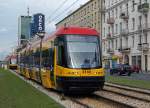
[94,83,150,108]
[9,70,146,108]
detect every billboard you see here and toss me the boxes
[33,13,45,33]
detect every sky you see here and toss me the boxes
[0,0,89,60]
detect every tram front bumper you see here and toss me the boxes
[56,76,105,91]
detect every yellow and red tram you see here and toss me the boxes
[18,26,105,93]
[8,54,18,70]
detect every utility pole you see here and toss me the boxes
[27,6,30,16]
[36,32,45,83]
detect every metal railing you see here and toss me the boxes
[138,23,149,32]
[142,43,149,51]
[118,46,130,53]
[107,48,114,54]
[120,29,129,36]
[107,17,115,24]
[137,43,149,51]
[106,33,113,39]
[120,11,129,20]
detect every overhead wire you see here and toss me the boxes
[46,0,70,24]
[46,0,81,25]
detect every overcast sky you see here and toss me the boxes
[0,0,89,60]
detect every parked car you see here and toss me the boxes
[110,64,132,76]
[131,65,141,73]
[110,64,122,75]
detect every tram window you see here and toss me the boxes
[57,46,66,66]
[34,52,40,67]
[42,50,50,67]
[49,48,54,66]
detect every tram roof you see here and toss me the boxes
[24,27,100,52]
[54,26,99,37]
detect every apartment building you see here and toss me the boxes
[56,0,102,33]
[102,0,150,72]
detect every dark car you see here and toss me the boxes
[131,65,141,73]
[110,64,132,76]
[110,64,122,75]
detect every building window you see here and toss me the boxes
[126,37,128,47]
[108,12,110,18]
[108,26,111,33]
[132,18,135,30]
[116,39,117,49]
[144,33,148,43]
[139,0,141,4]
[132,0,135,11]
[132,56,136,65]
[112,24,114,35]
[139,16,142,26]
[115,7,118,18]
[104,27,105,38]
[120,38,122,48]
[139,35,142,44]
[120,22,122,33]
[109,40,111,49]
[126,3,128,14]
[115,24,118,34]
[120,5,122,14]
[112,10,114,17]
[104,42,105,51]
[132,35,134,47]
[104,13,106,23]
[145,14,148,28]
[112,40,114,49]
[126,20,128,30]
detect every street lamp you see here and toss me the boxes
[36,32,45,83]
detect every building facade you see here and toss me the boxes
[56,0,102,33]
[102,0,150,72]
[18,16,32,45]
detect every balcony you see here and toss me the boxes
[138,24,149,32]
[107,48,114,54]
[107,17,115,24]
[118,46,131,53]
[106,33,113,39]
[120,29,129,36]
[137,43,142,51]
[138,3,149,13]
[137,43,149,51]
[143,43,149,51]
[120,12,129,20]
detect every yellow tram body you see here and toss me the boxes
[17,27,105,93]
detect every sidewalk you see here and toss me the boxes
[128,73,150,81]
[0,68,63,108]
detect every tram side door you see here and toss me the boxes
[49,48,55,85]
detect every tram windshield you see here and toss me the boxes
[66,35,101,69]
[10,58,17,64]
